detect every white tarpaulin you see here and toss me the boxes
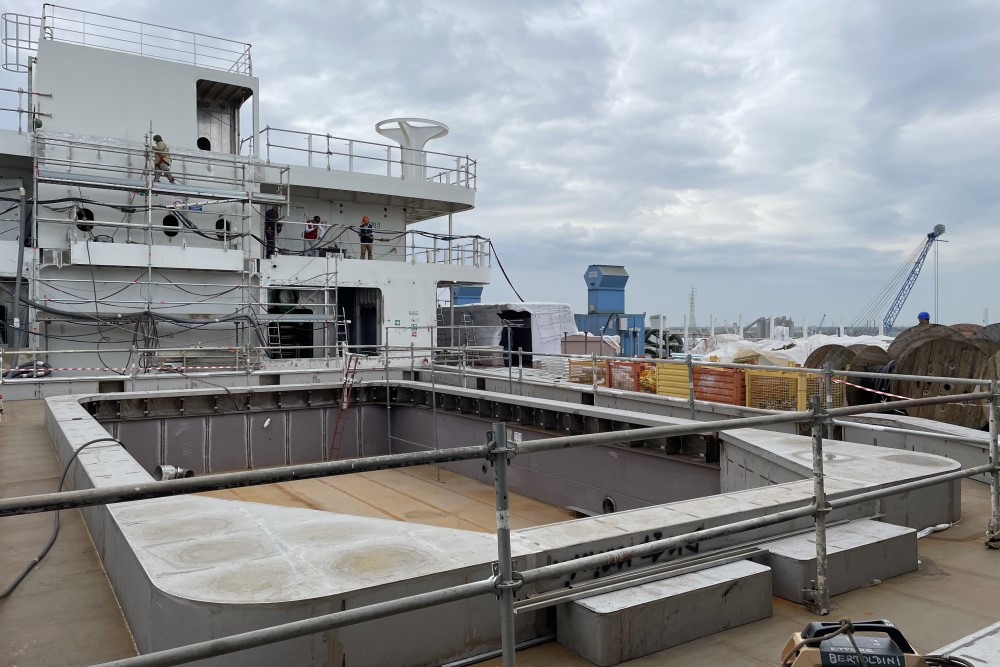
[448,302,579,356]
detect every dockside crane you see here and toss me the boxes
[881,224,946,332]
[847,225,946,336]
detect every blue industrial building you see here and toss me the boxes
[574,265,646,357]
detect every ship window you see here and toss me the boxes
[215,218,231,240]
[162,214,179,237]
[75,207,95,232]
[197,137,212,151]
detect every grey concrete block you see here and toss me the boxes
[557,560,772,666]
[761,520,917,602]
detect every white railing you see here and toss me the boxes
[1,6,252,75]
[248,126,477,188]
[0,86,51,132]
[271,223,490,267]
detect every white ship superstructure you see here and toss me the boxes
[0,6,488,377]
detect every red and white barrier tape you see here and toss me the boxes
[832,376,986,407]
[831,376,910,401]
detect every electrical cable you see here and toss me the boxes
[84,234,125,375]
[924,656,976,667]
[0,436,122,601]
[488,241,524,302]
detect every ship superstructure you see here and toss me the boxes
[0,6,488,377]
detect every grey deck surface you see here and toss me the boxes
[0,400,137,666]
[3,398,998,666]
[473,479,1000,665]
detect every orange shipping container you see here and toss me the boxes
[693,367,745,405]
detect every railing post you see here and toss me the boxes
[385,343,392,454]
[805,395,831,614]
[824,362,834,439]
[988,380,1000,549]
[307,134,314,168]
[591,352,598,396]
[686,354,696,421]
[507,327,513,395]
[489,421,519,667]
[517,347,523,396]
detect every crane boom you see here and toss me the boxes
[882,224,946,332]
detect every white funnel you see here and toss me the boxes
[375,118,449,181]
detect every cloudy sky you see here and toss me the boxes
[2,1,999,330]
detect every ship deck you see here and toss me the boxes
[2,399,999,666]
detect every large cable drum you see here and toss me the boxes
[803,344,856,372]
[887,324,964,361]
[972,323,1000,345]
[892,338,989,429]
[970,324,1000,359]
[950,323,982,338]
[846,345,891,406]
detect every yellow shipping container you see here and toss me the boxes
[744,369,847,411]
[655,361,689,398]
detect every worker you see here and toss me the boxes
[303,215,324,256]
[357,215,374,260]
[917,311,930,325]
[151,134,176,184]
[264,207,279,259]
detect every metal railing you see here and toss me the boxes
[0,6,253,75]
[1,13,41,73]
[247,126,476,188]
[0,385,997,666]
[0,86,51,132]
[35,134,289,194]
[266,222,490,266]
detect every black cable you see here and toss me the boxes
[0,436,122,600]
[488,241,524,302]
[924,656,976,667]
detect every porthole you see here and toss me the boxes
[197,136,212,151]
[162,214,179,237]
[215,217,231,240]
[602,496,617,514]
[75,207,95,232]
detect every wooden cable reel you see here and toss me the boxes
[846,345,891,406]
[893,338,989,429]
[803,344,857,372]
[886,323,963,361]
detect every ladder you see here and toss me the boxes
[329,354,361,460]
[335,307,349,346]
[463,313,477,346]
[267,322,282,358]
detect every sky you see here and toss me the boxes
[2,0,999,331]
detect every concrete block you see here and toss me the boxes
[557,560,772,666]
[761,520,917,602]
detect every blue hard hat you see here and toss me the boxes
[918,311,930,320]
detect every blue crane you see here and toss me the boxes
[882,224,946,332]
